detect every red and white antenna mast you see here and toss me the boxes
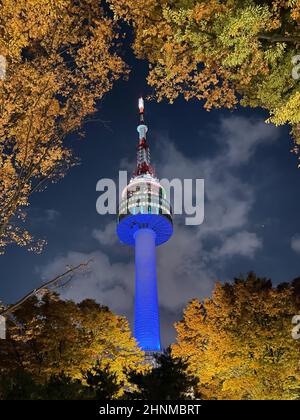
[135,97,154,177]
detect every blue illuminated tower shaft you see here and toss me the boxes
[134,228,160,351]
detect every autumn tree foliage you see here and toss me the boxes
[0,366,125,400]
[1,1,300,254]
[0,291,145,398]
[0,0,127,252]
[172,273,300,400]
[109,0,300,157]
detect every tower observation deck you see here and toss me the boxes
[116,98,173,351]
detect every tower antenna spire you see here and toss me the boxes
[138,97,144,122]
[135,97,153,176]
[137,96,147,140]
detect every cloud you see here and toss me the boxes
[215,231,262,259]
[29,208,60,227]
[92,222,118,246]
[45,209,60,222]
[38,250,134,315]
[37,115,278,345]
[291,235,300,254]
[216,116,278,166]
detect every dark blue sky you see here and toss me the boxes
[1,59,300,345]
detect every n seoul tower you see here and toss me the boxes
[117,98,173,352]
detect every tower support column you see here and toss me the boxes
[134,228,161,351]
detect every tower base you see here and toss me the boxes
[144,350,162,368]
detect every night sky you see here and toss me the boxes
[1,58,300,346]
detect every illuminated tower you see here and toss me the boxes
[117,98,173,351]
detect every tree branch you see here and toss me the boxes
[0,259,93,317]
[258,34,300,44]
